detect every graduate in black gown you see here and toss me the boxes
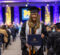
[20,7,46,55]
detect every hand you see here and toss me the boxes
[41,34,44,38]
[26,43,31,48]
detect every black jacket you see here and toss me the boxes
[47,32,60,54]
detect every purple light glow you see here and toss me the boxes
[53,5,59,24]
[14,6,19,24]
[0,7,3,24]
[0,0,26,3]
[29,0,59,2]
[0,0,59,3]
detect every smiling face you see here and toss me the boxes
[30,12,38,22]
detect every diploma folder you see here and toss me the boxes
[28,35,43,46]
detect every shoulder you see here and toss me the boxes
[21,21,28,30]
[49,32,56,37]
[22,21,28,27]
[22,22,26,26]
[51,32,58,35]
[42,23,45,27]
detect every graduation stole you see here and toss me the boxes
[28,21,40,34]
[29,27,36,55]
[28,21,40,55]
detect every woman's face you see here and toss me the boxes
[31,13,38,22]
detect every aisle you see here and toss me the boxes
[2,36,22,55]
[2,35,47,55]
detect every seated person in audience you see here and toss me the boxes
[20,7,46,55]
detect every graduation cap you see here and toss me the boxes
[28,7,41,13]
[55,23,60,29]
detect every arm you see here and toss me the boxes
[4,30,8,37]
[41,24,47,38]
[20,22,27,50]
[42,24,47,35]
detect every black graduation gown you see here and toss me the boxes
[20,22,46,55]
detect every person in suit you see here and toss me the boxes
[47,23,60,55]
[20,7,46,55]
[54,23,60,55]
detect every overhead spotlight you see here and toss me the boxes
[27,0,29,1]
[26,0,29,7]
[6,4,8,7]
[47,4,49,6]
[26,4,28,7]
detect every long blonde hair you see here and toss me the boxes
[28,14,40,29]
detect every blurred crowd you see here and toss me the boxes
[0,21,60,55]
[0,22,23,51]
[41,22,60,55]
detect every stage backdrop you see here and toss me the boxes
[0,4,60,25]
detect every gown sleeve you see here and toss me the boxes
[20,22,27,50]
[41,24,47,47]
[41,24,47,36]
